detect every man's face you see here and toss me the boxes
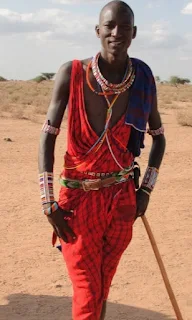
[96,5,136,57]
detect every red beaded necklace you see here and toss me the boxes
[86,52,135,96]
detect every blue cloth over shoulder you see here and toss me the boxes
[126,58,157,157]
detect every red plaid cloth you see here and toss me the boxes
[58,60,136,319]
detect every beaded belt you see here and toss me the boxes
[59,166,134,192]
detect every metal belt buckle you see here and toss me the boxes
[82,179,101,192]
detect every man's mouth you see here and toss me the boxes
[109,41,124,47]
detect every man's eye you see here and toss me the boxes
[104,24,114,28]
[122,25,132,30]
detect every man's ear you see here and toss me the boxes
[95,25,100,38]
[132,26,137,39]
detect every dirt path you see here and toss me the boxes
[0,110,191,320]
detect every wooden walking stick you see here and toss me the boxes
[141,215,184,320]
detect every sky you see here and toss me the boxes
[0,0,192,80]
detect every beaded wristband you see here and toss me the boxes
[148,126,164,136]
[43,201,59,216]
[42,120,60,136]
[141,167,159,191]
[39,172,55,205]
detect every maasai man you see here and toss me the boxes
[38,1,166,319]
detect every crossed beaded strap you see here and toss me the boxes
[94,94,119,152]
[65,52,135,170]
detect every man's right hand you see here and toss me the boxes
[47,208,76,243]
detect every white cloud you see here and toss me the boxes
[135,21,186,50]
[177,33,192,62]
[147,1,161,9]
[1,9,185,51]
[0,5,192,81]
[0,9,53,34]
[179,56,192,61]
[52,0,103,3]
[0,7,97,45]
[181,3,192,14]
[0,8,188,54]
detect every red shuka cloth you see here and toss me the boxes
[58,60,136,320]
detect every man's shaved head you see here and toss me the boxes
[99,1,134,24]
[96,0,137,59]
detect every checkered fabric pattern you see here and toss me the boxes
[58,60,137,319]
[125,58,157,132]
[59,181,136,319]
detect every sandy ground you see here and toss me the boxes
[0,109,191,320]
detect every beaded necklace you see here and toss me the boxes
[65,54,135,170]
[86,52,135,96]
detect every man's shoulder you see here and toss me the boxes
[81,57,92,68]
[58,61,73,76]
[131,57,154,75]
[58,57,92,78]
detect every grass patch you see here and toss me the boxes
[177,110,192,127]
[0,82,192,124]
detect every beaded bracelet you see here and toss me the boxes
[43,201,59,216]
[148,126,164,136]
[39,172,55,205]
[141,166,159,191]
[42,120,60,136]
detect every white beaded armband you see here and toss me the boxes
[42,120,60,136]
[39,172,55,205]
[141,166,159,191]
[148,126,164,136]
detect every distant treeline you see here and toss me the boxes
[0,73,55,83]
[155,76,190,85]
[0,73,191,85]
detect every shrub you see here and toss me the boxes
[41,73,55,80]
[170,76,190,85]
[155,76,161,82]
[0,76,7,81]
[177,110,192,127]
[32,76,46,83]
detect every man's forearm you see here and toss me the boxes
[148,135,166,169]
[140,134,166,193]
[38,134,57,212]
[38,134,56,173]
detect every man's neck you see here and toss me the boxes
[99,50,129,83]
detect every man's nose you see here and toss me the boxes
[111,25,120,37]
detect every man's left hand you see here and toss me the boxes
[136,188,150,219]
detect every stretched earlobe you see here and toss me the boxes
[95,25,100,38]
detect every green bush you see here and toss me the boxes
[170,76,190,85]
[32,76,46,83]
[31,73,55,83]
[0,76,7,81]
[41,73,55,80]
[155,76,161,82]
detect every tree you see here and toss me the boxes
[31,73,55,83]
[180,78,190,84]
[170,76,190,85]
[0,76,7,81]
[41,73,55,80]
[32,75,46,83]
[155,76,161,83]
[170,76,179,85]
